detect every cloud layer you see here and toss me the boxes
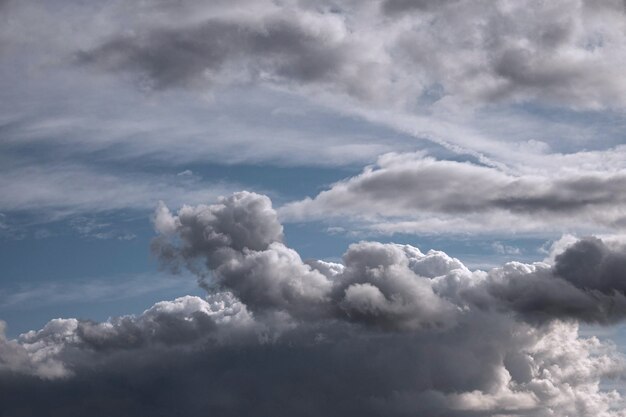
[3,192,626,416]
[4,0,626,228]
[281,152,626,235]
[63,0,626,110]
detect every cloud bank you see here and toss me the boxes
[281,152,626,235]
[5,0,626,228]
[3,192,626,416]
[63,0,626,110]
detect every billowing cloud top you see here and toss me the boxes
[3,192,626,416]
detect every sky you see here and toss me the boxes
[2,0,626,415]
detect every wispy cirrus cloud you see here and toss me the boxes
[0,162,236,219]
[0,272,198,310]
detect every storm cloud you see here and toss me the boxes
[153,192,626,326]
[2,192,626,416]
[4,315,620,417]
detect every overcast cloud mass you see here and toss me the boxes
[2,0,626,416]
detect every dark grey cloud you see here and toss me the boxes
[151,192,334,319]
[152,192,458,328]
[0,303,620,417]
[77,14,361,95]
[153,192,284,255]
[281,153,626,234]
[73,297,221,351]
[2,192,626,416]
[153,192,626,328]
[467,257,626,324]
[554,237,626,293]
[382,0,459,15]
[333,241,458,329]
[0,314,566,417]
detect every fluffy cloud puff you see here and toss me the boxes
[152,191,459,328]
[280,152,626,235]
[154,191,626,326]
[2,191,626,416]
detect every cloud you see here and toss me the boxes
[152,193,626,329]
[69,217,136,240]
[466,258,626,324]
[492,241,522,255]
[53,0,626,111]
[3,0,626,411]
[554,237,626,293]
[280,152,626,235]
[335,241,459,329]
[0,162,237,219]
[153,192,626,326]
[77,14,369,96]
[152,191,459,328]
[7,0,626,113]
[6,0,626,228]
[0,273,198,310]
[381,0,459,15]
[0,293,254,379]
[4,314,622,416]
[3,192,626,415]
